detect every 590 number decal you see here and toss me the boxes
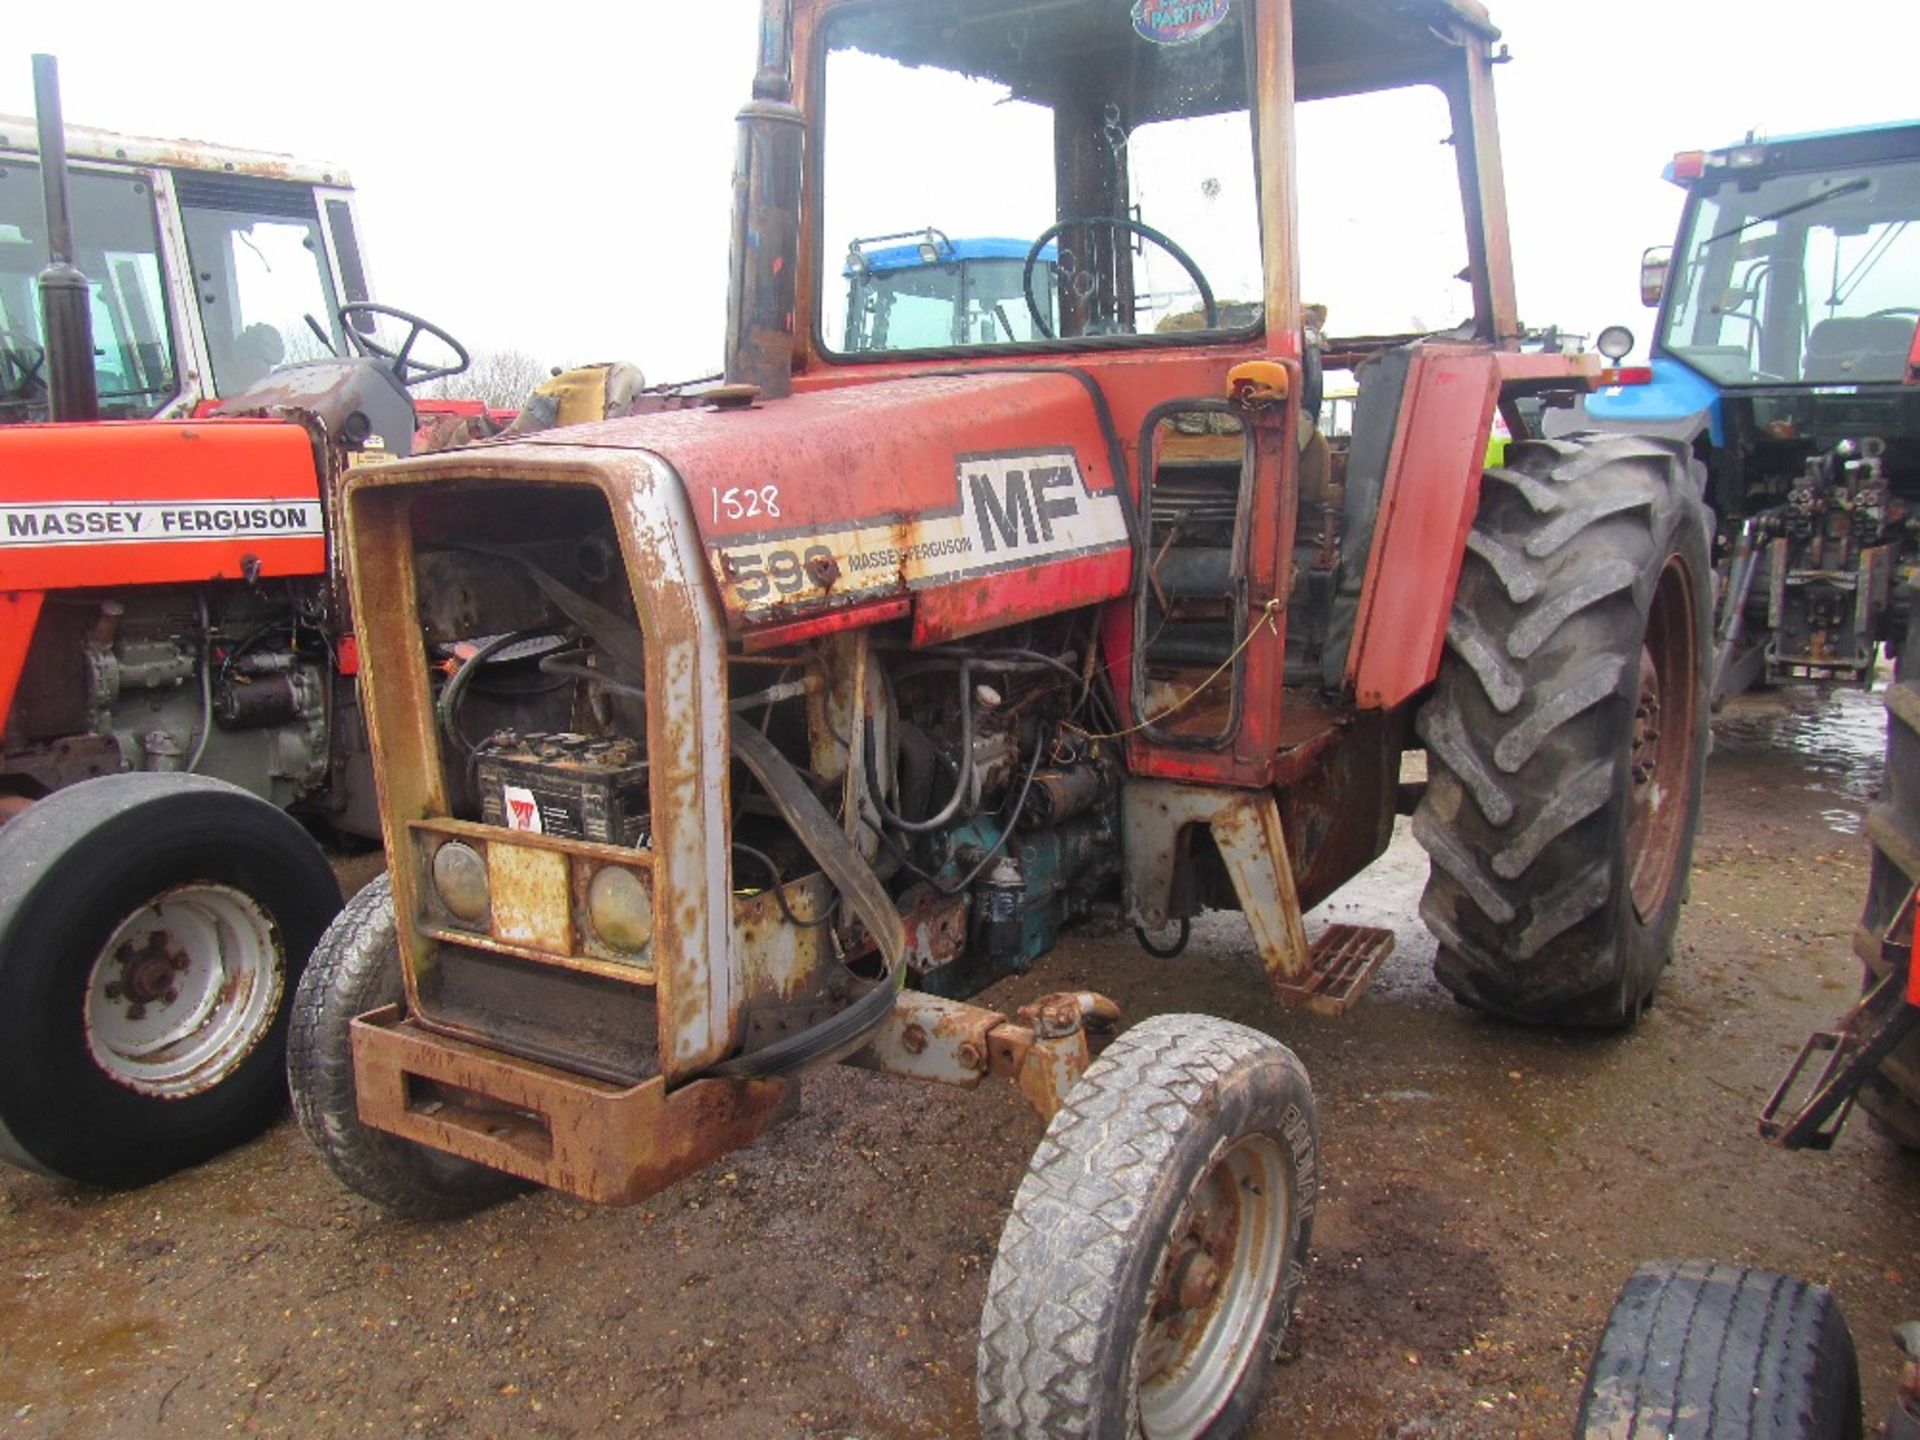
[727,544,835,603]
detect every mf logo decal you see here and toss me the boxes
[963,456,1086,555]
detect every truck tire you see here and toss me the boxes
[1856,678,1920,1148]
[1414,434,1712,1026]
[977,1013,1316,1440]
[288,874,525,1218]
[0,773,341,1187]
[1576,1261,1862,1439]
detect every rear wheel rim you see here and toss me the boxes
[84,884,284,1099]
[1628,556,1698,922]
[1137,1133,1290,1439]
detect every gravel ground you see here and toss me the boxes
[2,687,1915,1439]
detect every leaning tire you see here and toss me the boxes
[1576,1261,1862,1439]
[0,773,341,1187]
[288,874,525,1218]
[1856,678,1920,1147]
[1414,433,1712,1025]
[977,1013,1317,1440]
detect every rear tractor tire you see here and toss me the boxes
[0,774,342,1187]
[288,874,526,1218]
[977,1013,1317,1440]
[1414,433,1712,1026]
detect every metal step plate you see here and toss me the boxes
[1274,923,1395,1016]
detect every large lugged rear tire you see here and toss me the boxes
[1576,1261,1862,1439]
[0,774,342,1187]
[288,874,525,1218]
[1856,679,1920,1147]
[977,1013,1317,1440]
[1414,433,1712,1026]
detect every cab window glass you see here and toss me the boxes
[0,162,177,421]
[822,0,1262,354]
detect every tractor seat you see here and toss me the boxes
[1805,315,1915,383]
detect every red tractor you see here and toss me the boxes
[290,0,1712,1431]
[0,60,512,1189]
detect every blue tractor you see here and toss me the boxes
[1582,122,1920,705]
[839,229,1058,351]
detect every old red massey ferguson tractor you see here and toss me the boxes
[295,0,1710,1431]
[0,71,638,1189]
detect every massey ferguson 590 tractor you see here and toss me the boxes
[291,0,1711,1431]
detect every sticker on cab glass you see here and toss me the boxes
[1132,0,1229,46]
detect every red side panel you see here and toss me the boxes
[0,421,325,591]
[1346,349,1502,710]
[0,590,44,729]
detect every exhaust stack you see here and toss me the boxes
[32,54,100,423]
[723,0,801,399]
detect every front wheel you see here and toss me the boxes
[288,874,526,1218]
[1414,433,1712,1026]
[0,774,342,1187]
[977,1013,1317,1440]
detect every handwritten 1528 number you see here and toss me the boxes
[713,485,781,524]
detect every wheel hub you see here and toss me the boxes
[1626,556,1700,924]
[101,931,191,1020]
[84,884,285,1100]
[1137,1135,1290,1439]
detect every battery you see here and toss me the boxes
[476,732,650,847]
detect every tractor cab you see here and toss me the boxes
[0,113,467,434]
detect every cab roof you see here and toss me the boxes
[0,114,351,188]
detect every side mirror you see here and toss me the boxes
[1640,246,1673,308]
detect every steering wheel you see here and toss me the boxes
[1023,216,1217,340]
[337,303,471,387]
[0,328,46,396]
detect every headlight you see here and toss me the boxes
[431,841,491,924]
[587,866,652,953]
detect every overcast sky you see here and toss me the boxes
[5,1,1917,380]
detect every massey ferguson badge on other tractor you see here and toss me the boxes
[292,1,1713,1432]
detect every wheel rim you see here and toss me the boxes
[1137,1133,1290,1439]
[84,884,285,1099]
[1627,556,1698,922]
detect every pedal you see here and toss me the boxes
[1273,924,1394,1016]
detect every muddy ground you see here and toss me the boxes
[3,687,1916,1439]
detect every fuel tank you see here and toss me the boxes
[515,371,1135,644]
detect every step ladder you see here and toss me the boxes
[1272,923,1395,1016]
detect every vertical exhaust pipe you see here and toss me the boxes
[32,54,100,423]
[723,0,802,398]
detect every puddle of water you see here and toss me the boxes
[1712,682,1887,831]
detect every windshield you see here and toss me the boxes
[1660,155,1920,386]
[820,0,1263,356]
[177,176,345,397]
[0,161,179,422]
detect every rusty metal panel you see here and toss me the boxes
[486,842,572,955]
[849,991,1003,1089]
[351,1006,792,1207]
